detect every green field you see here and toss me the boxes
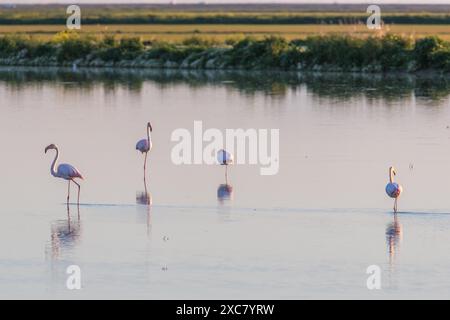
[2,24,450,43]
[2,4,450,25]
[1,4,450,43]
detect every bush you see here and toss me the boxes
[143,42,196,62]
[182,36,218,47]
[1,33,450,72]
[301,35,364,69]
[300,34,414,70]
[379,34,412,70]
[53,31,97,62]
[0,35,30,57]
[414,36,449,69]
[279,47,302,69]
[96,36,144,62]
[226,36,291,68]
[101,35,117,48]
[118,37,144,52]
[29,42,55,58]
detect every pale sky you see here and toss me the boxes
[3,1,449,4]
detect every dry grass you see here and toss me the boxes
[2,24,450,42]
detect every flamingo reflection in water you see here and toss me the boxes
[136,169,152,236]
[136,190,152,236]
[48,205,82,260]
[217,184,233,204]
[386,214,403,268]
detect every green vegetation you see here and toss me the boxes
[2,32,450,73]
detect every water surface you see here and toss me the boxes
[1,68,450,299]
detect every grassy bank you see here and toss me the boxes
[2,32,450,73]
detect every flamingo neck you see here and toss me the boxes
[389,168,394,183]
[147,126,152,144]
[50,148,59,177]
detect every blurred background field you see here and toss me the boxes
[3,24,450,42]
[1,3,450,42]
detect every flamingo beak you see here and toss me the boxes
[45,144,55,153]
[148,122,153,132]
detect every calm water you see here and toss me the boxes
[2,67,450,299]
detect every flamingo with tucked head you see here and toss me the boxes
[45,144,84,205]
[217,149,233,183]
[136,122,153,178]
[385,166,403,213]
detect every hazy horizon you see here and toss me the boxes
[3,1,449,5]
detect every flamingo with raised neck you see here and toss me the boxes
[385,166,403,213]
[136,122,153,180]
[45,144,84,205]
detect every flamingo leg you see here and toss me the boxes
[225,165,228,184]
[143,174,149,197]
[394,198,398,213]
[72,180,81,206]
[144,152,148,177]
[66,202,70,219]
[67,180,71,204]
[66,204,72,232]
[147,205,151,237]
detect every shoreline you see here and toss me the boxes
[0,61,448,76]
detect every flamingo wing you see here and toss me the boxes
[57,163,83,180]
[136,139,151,153]
[386,183,402,198]
[217,149,233,165]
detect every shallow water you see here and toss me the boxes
[1,68,450,299]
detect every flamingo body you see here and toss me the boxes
[136,139,152,153]
[217,149,233,165]
[386,182,402,199]
[55,163,84,180]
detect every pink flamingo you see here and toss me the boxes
[45,144,84,205]
[136,122,153,178]
[385,166,403,213]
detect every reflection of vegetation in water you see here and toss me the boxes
[1,67,450,103]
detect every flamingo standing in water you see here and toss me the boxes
[385,166,403,213]
[217,149,233,183]
[45,144,84,205]
[136,122,153,179]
